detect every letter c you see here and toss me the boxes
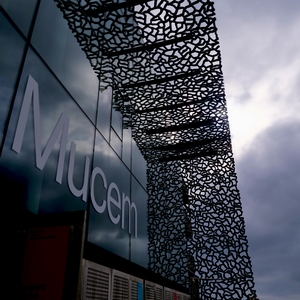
[90,167,107,213]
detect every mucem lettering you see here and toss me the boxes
[12,75,138,237]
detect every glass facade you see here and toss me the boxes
[0,0,148,267]
[1,2,258,299]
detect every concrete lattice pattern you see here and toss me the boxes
[54,0,257,298]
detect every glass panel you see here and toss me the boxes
[31,0,98,123]
[0,0,37,36]
[97,86,112,140]
[111,108,123,139]
[132,140,147,188]
[0,12,26,146]
[130,177,149,268]
[110,128,122,158]
[122,128,131,168]
[1,48,93,214]
[88,132,130,260]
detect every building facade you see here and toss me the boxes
[0,0,257,299]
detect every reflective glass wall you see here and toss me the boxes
[0,0,148,268]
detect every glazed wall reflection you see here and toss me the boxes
[0,0,149,269]
[88,132,130,260]
[31,0,99,123]
[131,176,148,268]
[0,0,37,37]
[2,48,94,214]
[0,12,26,147]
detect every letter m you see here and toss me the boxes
[12,75,70,184]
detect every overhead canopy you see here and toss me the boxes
[54,0,231,161]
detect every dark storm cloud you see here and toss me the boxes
[236,120,300,300]
[214,1,300,299]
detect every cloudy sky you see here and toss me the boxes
[214,1,300,300]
